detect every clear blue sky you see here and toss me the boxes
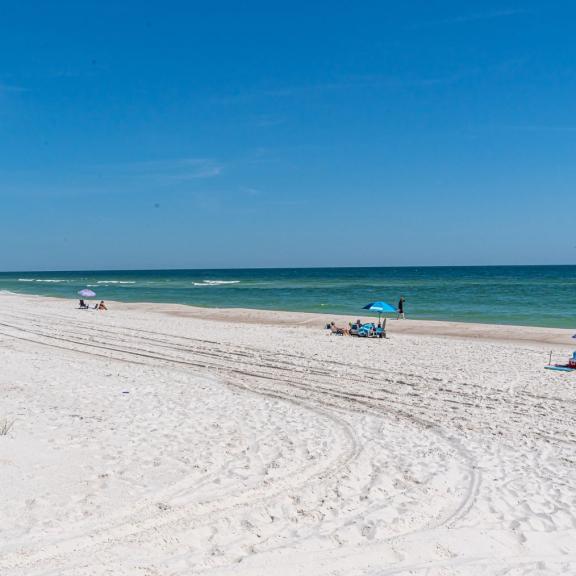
[1,1,575,271]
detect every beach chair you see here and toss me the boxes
[375,319,387,339]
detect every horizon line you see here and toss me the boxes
[2,263,576,274]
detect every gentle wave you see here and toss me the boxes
[18,279,67,283]
[192,280,240,286]
[96,281,137,285]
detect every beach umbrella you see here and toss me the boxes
[78,289,96,298]
[362,301,396,323]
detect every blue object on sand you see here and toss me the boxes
[545,365,575,372]
[358,323,384,338]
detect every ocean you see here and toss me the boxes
[0,266,575,329]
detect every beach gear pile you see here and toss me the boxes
[355,322,386,338]
[545,351,576,372]
[326,321,387,339]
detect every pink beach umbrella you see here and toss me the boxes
[78,289,96,298]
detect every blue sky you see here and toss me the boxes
[1,1,575,270]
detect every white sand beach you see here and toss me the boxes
[1,291,575,576]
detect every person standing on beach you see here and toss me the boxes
[397,296,405,319]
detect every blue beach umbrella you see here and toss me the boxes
[362,301,396,323]
[78,288,96,298]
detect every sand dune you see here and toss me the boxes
[0,292,575,575]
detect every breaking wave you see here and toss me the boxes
[18,279,67,283]
[192,280,240,286]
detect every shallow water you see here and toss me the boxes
[1,266,575,328]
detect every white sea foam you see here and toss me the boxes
[192,280,240,286]
[96,281,137,285]
[24,279,67,283]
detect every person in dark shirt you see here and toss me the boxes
[397,296,406,319]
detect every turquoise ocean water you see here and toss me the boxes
[0,266,575,329]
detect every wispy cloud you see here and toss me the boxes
[1,157,224,201]
[244,57,529,100]
[108,158,223,183]
[250,114,287,128]
[407,8,531,30]
[215,72,468,103]
[244,147,281,165]
[495,125,576,133]
[0,83,28,94]
[240,186,263,196]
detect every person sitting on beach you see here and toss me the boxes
[329,321,349,336]
[97,300,108,311]
[349,319,363,335]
